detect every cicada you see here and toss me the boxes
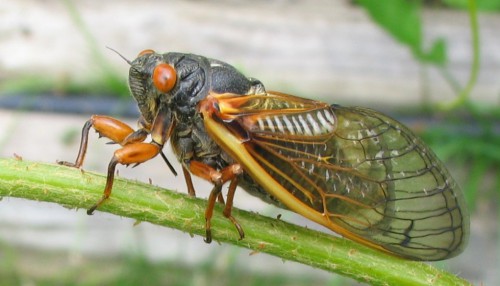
[59,49,469,261]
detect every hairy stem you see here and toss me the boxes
[0,158,470,286]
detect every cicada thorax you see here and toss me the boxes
[126,51,265,167]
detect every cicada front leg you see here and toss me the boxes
[85,141,161,214]
[59,111,174,214]
[187,161,244,243]
[57,115,149,168]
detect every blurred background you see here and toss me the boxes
[1,0,499,285]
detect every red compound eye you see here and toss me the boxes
[152,63,177,93]
[137,49,155,57]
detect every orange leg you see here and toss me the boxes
[223,177,244,239]
[182,166,197,197]
[188,162,244,243]
[87,142,161,214]
[182,163,232,202]
[58,115,146,168]
[58,115,167,214]
[204,183,223,243]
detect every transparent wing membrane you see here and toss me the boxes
[206,92,469,261]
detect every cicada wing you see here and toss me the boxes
[201,91,469,261]
[323,105,469,260]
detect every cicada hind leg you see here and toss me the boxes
[58,115,163,214]
[186,161,245,243]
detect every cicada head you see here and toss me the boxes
[126,50,266,126]
[128,50,179,124]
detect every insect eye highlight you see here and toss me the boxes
[137,49,155,57]
[152,63,177,93]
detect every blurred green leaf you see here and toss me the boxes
[357,0,422,47]
[420,38,447,65]
[357,0,448,65]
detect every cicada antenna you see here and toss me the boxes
[106,46,132,65]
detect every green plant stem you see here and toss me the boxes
[0,158,470,286]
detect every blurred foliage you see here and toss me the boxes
[61,0,130,98]
[0,0,130,98]
[443,0,500,10]
[420,118,500,210]
[356,0,447,65]
[0,73,128,97]
[0,242,344,286]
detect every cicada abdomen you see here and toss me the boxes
[200,91,469,261]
